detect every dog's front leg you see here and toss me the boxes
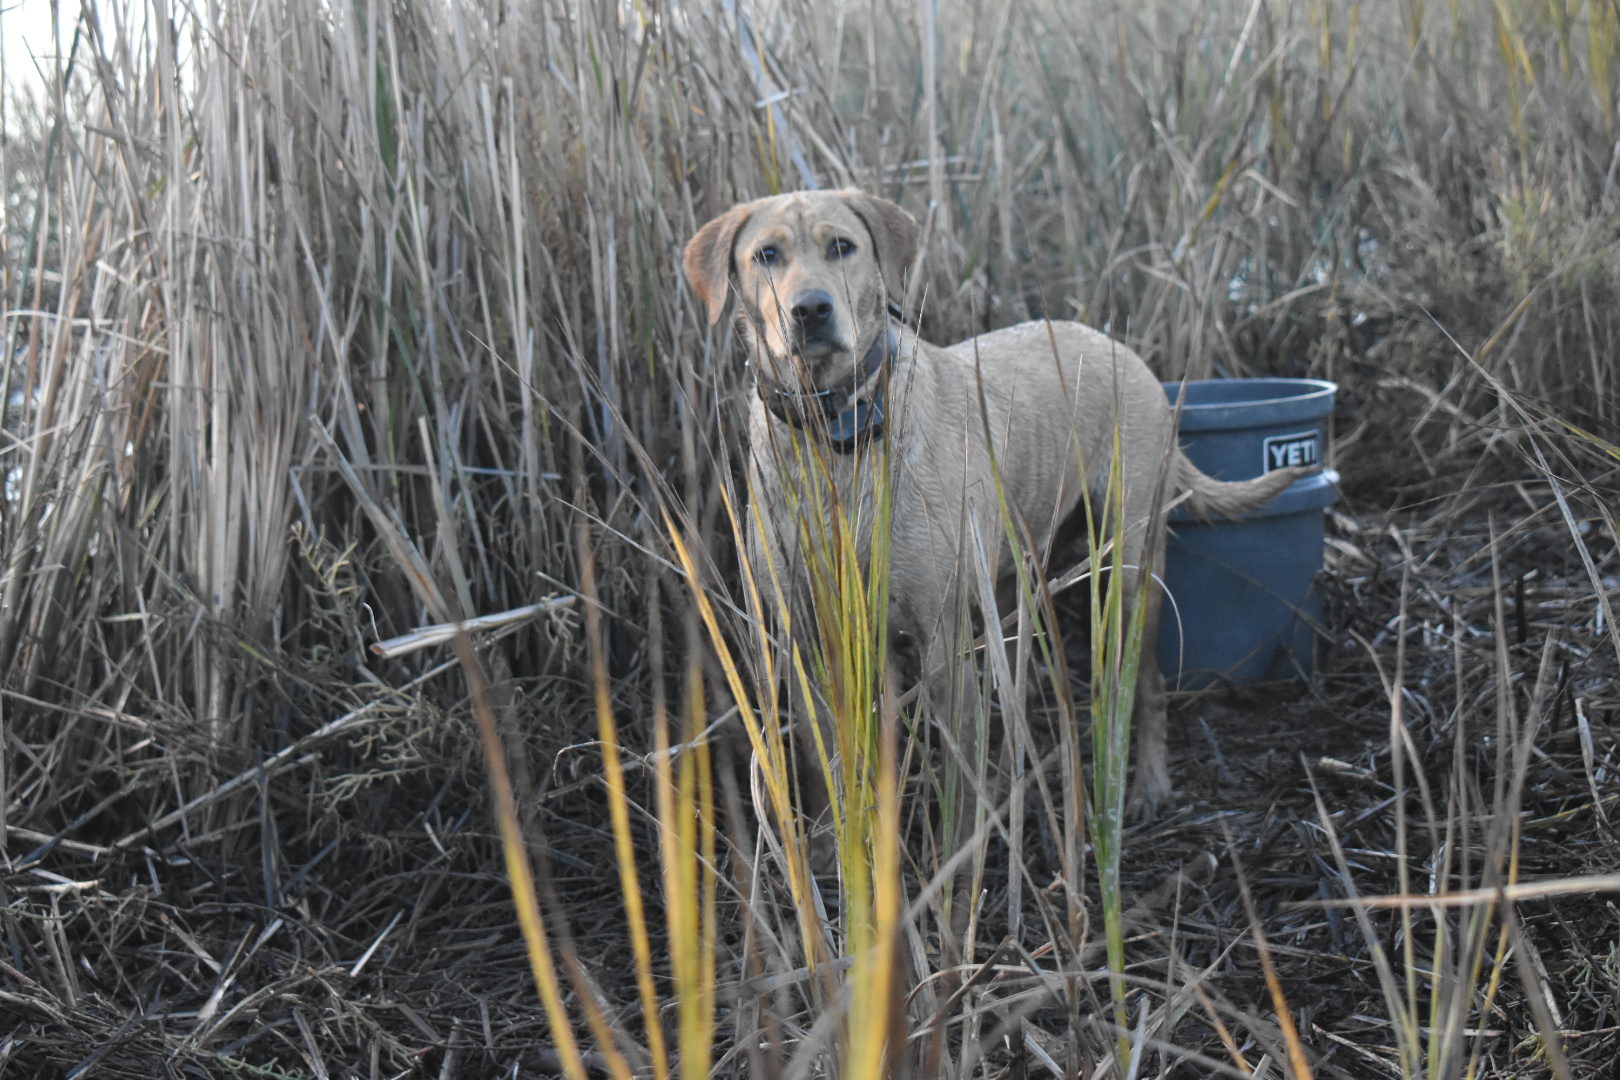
[744,502,844,871]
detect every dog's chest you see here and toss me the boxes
[747,409,888,570]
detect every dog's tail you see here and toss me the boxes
[1175,454,1313,519]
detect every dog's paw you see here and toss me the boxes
[1125,763,1172,822]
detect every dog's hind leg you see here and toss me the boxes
[1123,525,1172,817]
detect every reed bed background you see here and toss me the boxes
[2,0,1618,1076]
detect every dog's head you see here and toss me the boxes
[683,190,918,392]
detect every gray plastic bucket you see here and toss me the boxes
[1157,378,1339,687]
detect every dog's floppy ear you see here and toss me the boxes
[845,191,919,290]
[683,203,753,327]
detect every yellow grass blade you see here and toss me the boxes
[664,504,824,970]
[582,540,671,1080]
[452,631,606,1080]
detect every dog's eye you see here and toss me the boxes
[828,237,856,259]
[753,246,781,266]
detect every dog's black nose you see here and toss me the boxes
[789,290,835,328]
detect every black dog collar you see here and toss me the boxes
[762,325,898,454]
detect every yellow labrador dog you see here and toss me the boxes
[684,189,1308,815]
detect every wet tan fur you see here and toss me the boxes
[685,190,1309,814]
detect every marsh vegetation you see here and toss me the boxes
[2,1,1618,1076]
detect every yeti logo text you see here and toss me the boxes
[1263,431,1320,472]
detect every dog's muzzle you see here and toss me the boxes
[789,289,837,342]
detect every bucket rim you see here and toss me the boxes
[1163,377,1338,431]
[1163,376,1339,409]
